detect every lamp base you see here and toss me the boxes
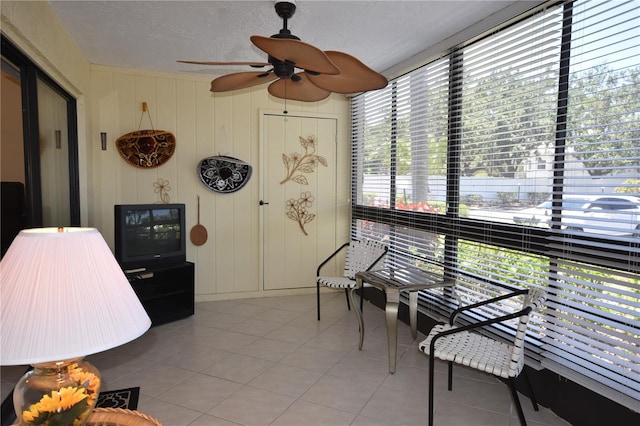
[13,358,101,426]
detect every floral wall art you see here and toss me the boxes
[285,191,316,236]
[280,136,327,185]
[154,178,171,203]
[281,135,327,235]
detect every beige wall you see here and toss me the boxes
[90,65,350,300]
[2,1,350,300]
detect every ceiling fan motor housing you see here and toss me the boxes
[271,57,297,79]
[275,1,297,20]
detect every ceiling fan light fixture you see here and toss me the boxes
[268,75,331,102]
[272,58,295,78]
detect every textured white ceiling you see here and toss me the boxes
[48,1,540,79]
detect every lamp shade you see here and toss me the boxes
[0,227,151,365]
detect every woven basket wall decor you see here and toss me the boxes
[197,155,252,193]
[115,129,176,169]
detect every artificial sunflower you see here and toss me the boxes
[20,365,100,426]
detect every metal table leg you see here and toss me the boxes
[354,267,450,375]
[350,279,365,350]
[384,290,400,374]
[409,290,418,339]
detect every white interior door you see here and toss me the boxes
[261,112,338,290]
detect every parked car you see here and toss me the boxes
[512,196,588,227]
[565,195,640,236]
[513,195,640,236]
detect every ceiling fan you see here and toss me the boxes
[178,1,388,102]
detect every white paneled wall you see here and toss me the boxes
[89,65,350,300]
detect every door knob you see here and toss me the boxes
[259,200,269,205]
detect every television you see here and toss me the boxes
[114,203,186,271]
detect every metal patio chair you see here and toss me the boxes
[316,239,387,321]
[419,287,546,426]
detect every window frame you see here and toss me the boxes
[350,0,639,410]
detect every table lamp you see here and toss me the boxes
[0,227,152,426]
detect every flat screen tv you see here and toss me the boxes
[114,203,186,271]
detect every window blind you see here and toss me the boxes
[540,0,640,404]
[350,0,639,409]
[351,58,450,212]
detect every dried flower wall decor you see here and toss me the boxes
[280,136,327,185]
[280,135,328,236]
[153,178,171,203]
[285,192,316,236]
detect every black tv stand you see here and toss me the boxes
[125,262,194,326]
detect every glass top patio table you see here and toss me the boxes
[352,266,453,373]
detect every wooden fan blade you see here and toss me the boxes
[268,74,331,102]
[178,60,270,67]
[210,71,278,92]
[250,36,340,75]
[306,51,388,94]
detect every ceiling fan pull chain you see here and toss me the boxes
[283,80,288,114]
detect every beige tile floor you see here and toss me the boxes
[1,292,571,426]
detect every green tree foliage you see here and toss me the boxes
[362,65,639,180]
[567,65,640,176]
[459,68,558,178]
[614,179,640,194]
[362,105,443,176]
[362,110,392,174]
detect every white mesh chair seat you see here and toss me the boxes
[418,288,546,426]
[316,276,357,289]
[316,239,387,320]
[420,324,519,379]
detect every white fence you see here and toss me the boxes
[362,175,632,205]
